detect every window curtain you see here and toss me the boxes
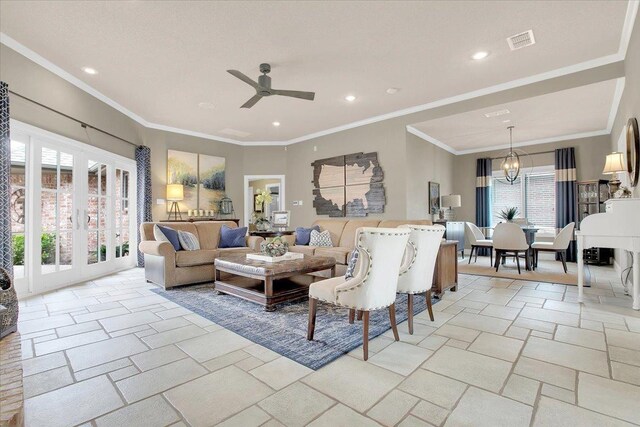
[555,147,577,262]
[0,82,12,278]
[475,158,492,255]
[135,145,152,267]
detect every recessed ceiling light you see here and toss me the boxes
[471,51,489,60]
[345,95,356,102]
[272,121,280,127]
[82,67,98,75]
[386,88,400,94]
[197,102,215,109]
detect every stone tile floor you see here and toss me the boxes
[15,260,640,426]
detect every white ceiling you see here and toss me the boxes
[411,78,621,153]
[0,1,632,144]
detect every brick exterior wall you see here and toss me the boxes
[492,173,555,228]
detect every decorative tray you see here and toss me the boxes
[246,252,304,263]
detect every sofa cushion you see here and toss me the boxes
[314,246,352,265]
[295,225,320,245]
[219,225,248,248]
[194,221,239,250]
[142,222,198,241]
[154,225,182,251]
[378,219,433,228]
[289,245,316,256]
[175,249,219,267]
[311,220,348,246]
[217,247,253,256]
[338,220,381,248]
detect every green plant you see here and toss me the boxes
[497,207,519,222]
[100,241,130,261]
[12,234,25,265]
[40,232,56,264]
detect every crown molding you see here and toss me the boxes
[406,126,457,154]
[1,0,636,147]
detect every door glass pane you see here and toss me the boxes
[88,231,99,265]
[58,192,73,231]
[88,161,109,264]
[41,147,58,190]
[59,231,73,271]
[10,140,26,279]
[99,231,107,262]
[41,232,56,271]
[41,191,57,232]
[88,161,99,194]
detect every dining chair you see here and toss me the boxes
[493,222,529,274]
[396,225,445,334]
[465,222,493,265]
[307,227,411,361]
[531,222,575,273]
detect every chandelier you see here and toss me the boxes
[501,126,520,184]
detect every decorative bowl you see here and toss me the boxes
[260,236,289,257]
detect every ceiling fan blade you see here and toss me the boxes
[272,89,315,101]
[241,94,262,108]
[227,70,259,88]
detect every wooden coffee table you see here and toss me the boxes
[214,254,336,311]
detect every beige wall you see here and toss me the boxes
[452,134,612,224]
[611,12,640,198]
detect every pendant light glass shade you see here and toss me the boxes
[501,126,520,184]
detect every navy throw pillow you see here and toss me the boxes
[157,225,182,251]
[219,225,248,248]
[295,225,320,245]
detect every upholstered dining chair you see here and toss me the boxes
[307,227,411,361]
[531,222,575,273]
[465,222,493,265]
[396,224,445,334]
[493,222,529,274]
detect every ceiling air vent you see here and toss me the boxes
[220,128,251,137]
[507,30,536,50]
[484,109,510,118]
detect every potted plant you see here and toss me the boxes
[253,189,273,231]
[497,207,519,222]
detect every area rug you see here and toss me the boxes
[458,256,578,285]
[152,284,435,370]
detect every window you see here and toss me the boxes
[491,166,556,230]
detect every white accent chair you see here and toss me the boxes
[465,222,494,265]
[531,222,575,273]
[493,222,529,274]
[396,225,445,334]
[307,227,411,361]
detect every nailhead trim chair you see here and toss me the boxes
[465,222,493,265]
[531,222,575,273]
[493,222,529,274]
[306,227,411,361]
[396,225,445,334]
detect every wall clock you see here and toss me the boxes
[10,188,25,224]
[627,117,639,187]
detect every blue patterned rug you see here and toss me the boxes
[152,284,436,370]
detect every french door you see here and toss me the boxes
[10,120,137,297]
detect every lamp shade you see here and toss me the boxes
[166,184,184,201]
[441,194,461,208]
[603,152,626,174]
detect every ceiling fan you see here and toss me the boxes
[227,63,315,108]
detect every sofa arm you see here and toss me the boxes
[138,240,176,257]
[246,236,264,251]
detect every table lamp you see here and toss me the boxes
[166,184,184,220]
[602,152,626,197]
[441,194,462,220]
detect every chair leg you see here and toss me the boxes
[407,294,414,334]
[426,290,435,321]
[495,250,501,272]
[560,251,568,274]
[362,311,370,361]
[357,310,363,321]
[475,246,479,263]
[516,252,522,274]
[490,248,493,266]
[468,246,474,264]
[348,309,355,324]
[307,298,317,340]
[389,303,400,341]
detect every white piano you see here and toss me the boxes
[577,198,640,310]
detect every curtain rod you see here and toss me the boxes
[489,149,556,161]
[8,90,140,148]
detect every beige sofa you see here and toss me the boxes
[138,221,263,288]
[286,219,433,275]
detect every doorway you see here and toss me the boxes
[9,120,137,297]
[243,175,285,228]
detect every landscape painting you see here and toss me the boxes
[198,154,226,210]
[167,150,198,212]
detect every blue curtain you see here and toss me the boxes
[475,158,492,255]
[0,82,12,278]
[555,148,577,262]
[136,146,152,267]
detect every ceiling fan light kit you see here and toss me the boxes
[227,63,316,108]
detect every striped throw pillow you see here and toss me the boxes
[178,230,200,251]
